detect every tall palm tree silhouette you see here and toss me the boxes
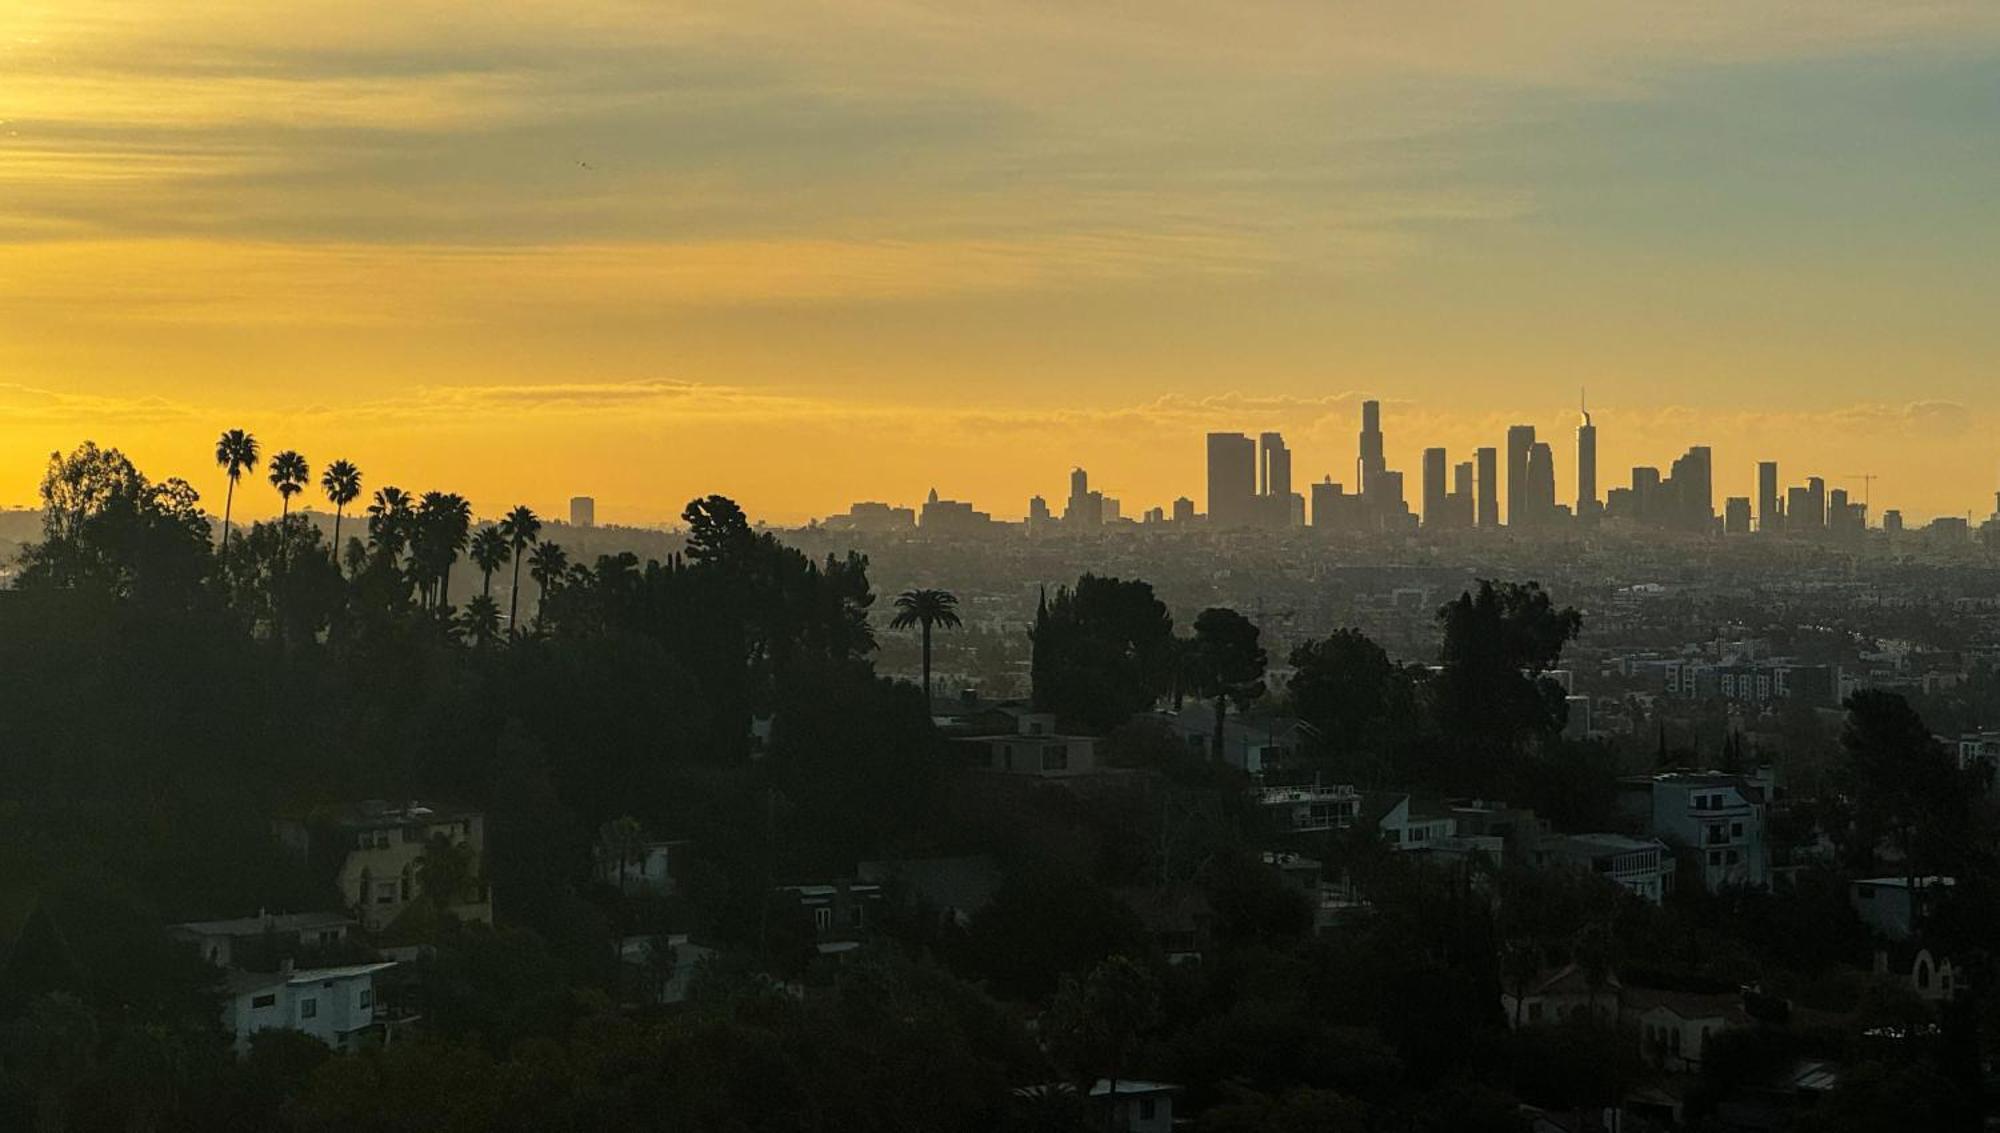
[214,429,260,550]
[469,525,510,597]
[499,505,541,633]
[268,450,309,524]
[416,492,473,609]
[366,486,415,562]
[320,459,362,565]
[527,540,568,628]
[890,588,963,702]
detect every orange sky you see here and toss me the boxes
[4,2,1998,524]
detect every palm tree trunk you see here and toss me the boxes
[483,569,493,597]
[222,476,236,550]
[1213,696,1228,761]
[332,505,344,568]
[921,620,933,703]
[509,555,524,635]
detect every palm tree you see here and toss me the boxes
[498,505,541,634]
[469,526,510,596]
[527,540,568,627]
[366,486,415,561]
[456,594,502,647]
[320,459,362,565]
[267,449,309,531]
[889,588,963,702]
[213,429,259,550]
[415,491,473,609]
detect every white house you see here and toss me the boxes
[1502,963,1621,1028]
[1618,772,1770,891]
[1622,987,1749,1074]
[1015,1080,1179,1133]
[975,713,1098,777]
[1368,793,1457,852]
[221,961,400,1054]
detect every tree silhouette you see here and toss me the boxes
[499,505,542,634]
[1187,607,1267,761]
[414,492,473,610]
[319,458,362,567]
[1043,954,1161,1129]
[213,429,259,551]
[596,816,646,895]
[418,833,478,911]
[366,486,415,563]
[267,450,309,525]
[527,540,568,628]
[469,525,510,597]
[266,451,309,580]
[889,588,962,701]
[456,594,503,647]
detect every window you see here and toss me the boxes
[1041,744,1069,772]
[1138,1098,1156,1121]
[300,998,317,1020]
[251,994,277,1009]
[1916,960,1931,990]
[849,904,865,929]
[1708,851,1722,866]
[358,988,373,1009]
[1726,850,1740,865]
[1731,822,1744,838]
[376,881,399,905]
[814,906,832,932]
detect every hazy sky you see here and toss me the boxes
[4,1,1998,524]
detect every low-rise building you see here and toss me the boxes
[171,911,357,970]
[1502,963,1622,1028]
[1535,834,1675,904]
[276,801,493,933]
[968,713,1098,778]
[1255,783,1362,833]
[1618,772,1771,892]
[1849,875,1954,942]
[776,880,885,959]
[220,961,402,1054]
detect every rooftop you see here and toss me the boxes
[173,911,356,937]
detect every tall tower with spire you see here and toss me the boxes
[1577,390,1598,523]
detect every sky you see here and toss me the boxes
[3,1,1999,525]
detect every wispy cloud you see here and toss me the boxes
[0,382,199,424]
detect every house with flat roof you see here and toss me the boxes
[171,911,357,970]
[221,960,404,1054]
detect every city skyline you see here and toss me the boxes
[11,394,1996,531]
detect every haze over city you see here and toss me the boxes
[6,2,2000,522]
[14,6,2000,1132]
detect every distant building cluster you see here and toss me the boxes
[815,399,2000,543]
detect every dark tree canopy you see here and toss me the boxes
[1030,574,1176,731]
